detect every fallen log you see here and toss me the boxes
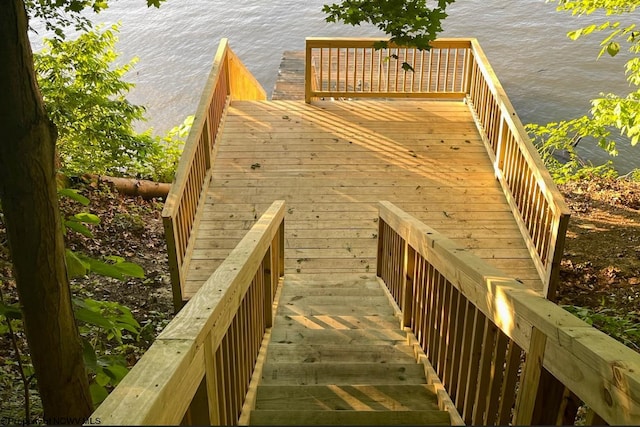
[82,174,171,200]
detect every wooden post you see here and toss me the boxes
[514,327,547,425]
[162,216,185,312]
[305,40,312,103]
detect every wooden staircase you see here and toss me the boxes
[248,273,452,425]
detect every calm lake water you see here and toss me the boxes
[29,0,638,172]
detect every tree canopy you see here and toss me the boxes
[323,0,456,49]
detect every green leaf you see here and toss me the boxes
[64,220,94,238]
[58,188,90,205]
[113,262,145,279]
[73,212,101,224]
[74,305,114,330]
[90,382,109,406]
[0,301,22,320]
[105,255,125,264]
[74,254,145,280]
[21,363,35,378]
[104,364,129,384]
[81,338,98,372]
[607,41,621,56]
[95,370,111,387]
[65,249,89,278]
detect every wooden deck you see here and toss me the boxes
[93,40,640,426]
[184,98,541,300]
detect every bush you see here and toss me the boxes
[34,24,188,182]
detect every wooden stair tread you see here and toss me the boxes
[261,363,426,385]
[284,273,378,285]
[277,303,395,316]
[249,410,451,425]
[254,384,440,411]
[273,314,400,330]
[266,344,416,364]
[270,328,407,345]
[279,287,386,296]
[247,272,451,425]
[279,295,391,306]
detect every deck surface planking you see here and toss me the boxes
[183,99,542,299]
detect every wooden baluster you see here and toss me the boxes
[454,300,473,410]
[263,246,273,328]
[497,340,523,425]
[585,408,608,426]
[514,327,547,425]
[462,310,486,424]
[444,287,465,401]
[205,332,222,425]
[401,244,415,329]
[531,370,578,425]
[484,331,509,425]
[471,320,498,425]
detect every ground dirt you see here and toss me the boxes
[555,178,640,351]
[0,177,638,420]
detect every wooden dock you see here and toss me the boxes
[272,51,305,100]
[92,39,640,427]
[184,98,541,299]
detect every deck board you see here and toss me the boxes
[183,99,543,299]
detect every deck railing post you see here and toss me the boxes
[463,45,473,96]
[305,39,313,103]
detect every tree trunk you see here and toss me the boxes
[0,1,93,422]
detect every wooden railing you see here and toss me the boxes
[305,37,470,101]
[90,200,285,425]
[377,201,640,425]
[305,37,569,298]
[162,38,266,309]
[465,39,570,298]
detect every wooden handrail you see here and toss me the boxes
[465,39,570,298]
[162,39,266,309]
[305,37,569,298]
[377,201,640,425]
[305,37,471,102]
[90,200,286,425]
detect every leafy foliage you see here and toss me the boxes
[527,121,618,183]
[34,24,188,182]
[57,189,144,405]
[564,304,640,351]
[74,298,141,406]
[530,0,640,173]
[323,0,456,49]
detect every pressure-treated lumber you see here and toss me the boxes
[246,274,457,425]
[182,98,545,301]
